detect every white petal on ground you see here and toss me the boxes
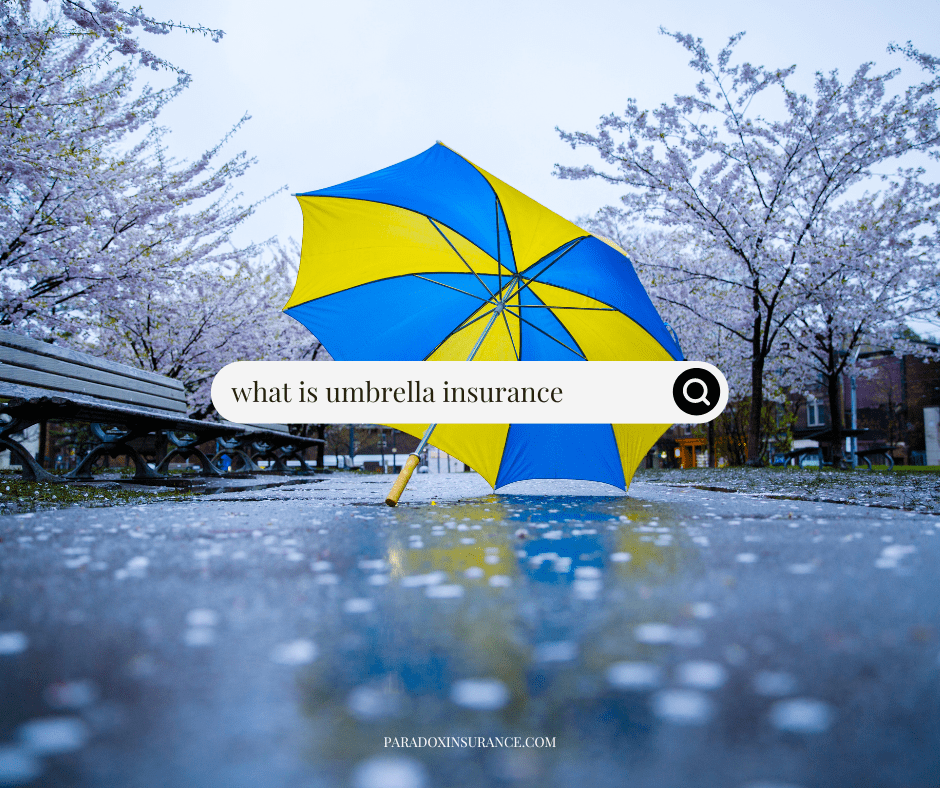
[607,662,662,690]
[343,598,375,614]
[426,584,464,599]
[787,564,815,575]
[532,641,578,663]
[875,544,916,569]
[18,717,90,754]
[186,609,218,627]
[352,755,428,788]
[573,578,602,600]
[610,552,632,562]
[0,746,42,785]
[651,689,714,725]
[736,553,758,563]
[464,567,485,579]
[270,639,318,665]
[753,671,798,697]
[634,623,676,644]
[769,698,835,733]
[676,661,728,690]
[450,678,510,710]
[690,602,716,619]
[574,566,601,579]
[347,686,400,721]
[0,632,28,655]
[183,627,215,647]
[400,572,446,588]
[488,575,512,587]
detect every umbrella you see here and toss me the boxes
[284,143,683,504]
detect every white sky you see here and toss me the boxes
[139,0,940,252]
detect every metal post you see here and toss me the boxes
[348,424,354,469]
[850,374,858,469]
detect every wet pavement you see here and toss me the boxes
[1,471,939,788]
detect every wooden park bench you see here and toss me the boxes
[0,329,323,483]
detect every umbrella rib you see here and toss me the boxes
[411,275,490,303]
[427,217,495,298]
[502,306,586,360]
[513,237,585,300]
[501,306,520,361]
[495,197,502,296]
[519,277,680,357]
[452,307,498,335]
[516,304,618,311]
[421,306,499,360]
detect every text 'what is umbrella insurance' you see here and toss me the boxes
[211,361,728,425]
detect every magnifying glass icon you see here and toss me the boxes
[682,378,710,407]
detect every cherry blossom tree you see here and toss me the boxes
[557,30,940,464]
[782,178,939,463]
[0,7,261,341]
[583,210,798,465]
[0,2,316,418]
[92,239,329,416]
[1,0,224,73]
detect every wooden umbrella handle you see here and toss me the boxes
[385,453,421,506]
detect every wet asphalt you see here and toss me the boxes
[0,472,938,788]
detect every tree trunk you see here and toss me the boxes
[747,353,765,466]
[827,366,845,467]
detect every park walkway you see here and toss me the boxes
[1,471,939,787]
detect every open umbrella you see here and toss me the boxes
[284,143,683,504]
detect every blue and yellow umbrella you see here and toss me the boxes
[284,143,682,502]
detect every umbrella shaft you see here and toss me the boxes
[412,423,438,457]
[408,298,508,459]
[467,307,503,362]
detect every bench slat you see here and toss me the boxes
[0,330,185,392]
[0,382,240,435]
[0,348,186,407]
[0,362,188,413]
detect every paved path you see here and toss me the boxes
[1,473,938,788]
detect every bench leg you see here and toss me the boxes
[862,456,872,470]
[156,447,225,477]
[277,447,313,473]
[67,442,164,481]
[0,432,61,483]
[250,449,289,473]
[211,449,260,473]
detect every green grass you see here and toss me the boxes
[0,474,199,515]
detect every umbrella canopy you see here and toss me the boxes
[285,143,683,490]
